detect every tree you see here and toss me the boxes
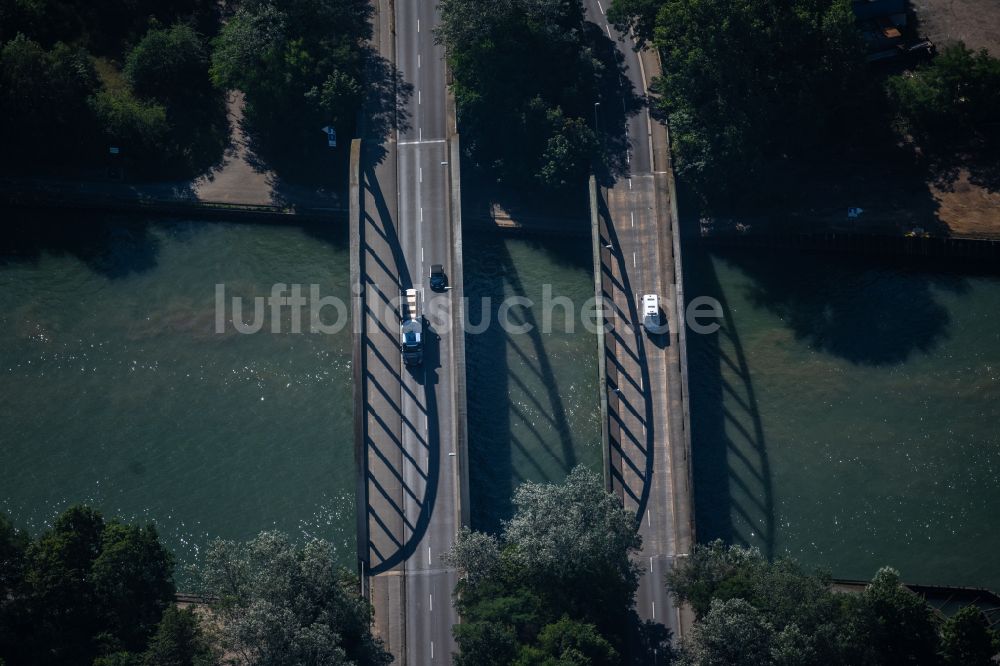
[887,43,1000,152]
[0,507,178,665]
[193,531,391,666]
[447,466,648,664]
[123,22,227,175]
[939,605,999,666]
[844,568,941,666]
[0,515,28,659]
[612,0,869,206]
[142,606,218,666]
[681,598,775,666]
[438,0,603,190]
[125,24,211,104]
[605,0,662,45]
[0,35,100,168]
[93,522,176,652]
[90,89,169,166]
[209,0,370,179]
[516,617,620,665]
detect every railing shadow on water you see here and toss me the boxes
[464,226,591,533]
[683,240,776,558]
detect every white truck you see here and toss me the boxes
[400,288,423,367]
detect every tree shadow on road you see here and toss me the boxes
[583,21,647,184]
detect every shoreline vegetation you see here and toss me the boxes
[5,474,998,665]
[607,0,1000,239]
[0,0,372,209]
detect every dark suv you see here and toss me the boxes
[430,264,448,291]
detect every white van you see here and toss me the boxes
[642,294,661,332]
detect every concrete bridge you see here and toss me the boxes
[349,0,469,662]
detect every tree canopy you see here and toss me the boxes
[209,0,371,180]
[667,541,999,666]
[437,0,600,190]
[0,506,177,665]
[192,531,391,666]
[887,42,1000,154]
[0,0,226,178]
[447,466,669,664]
[609,0,870,206]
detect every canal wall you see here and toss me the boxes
[0,173,347,221]
[348,138,370,588]
[699,230,1000,260]
[589,175,612,491]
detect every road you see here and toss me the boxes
[584,0,695,649]
[356,0,464,663]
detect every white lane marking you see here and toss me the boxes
[421,247,424,261]
[431,642,435,659]
[418,90,422,105]
[398,139,447,145]
[622,97,627,113]
[606,24,612,38]
[633,252,636,268]
[647,510,651,526]
[650,556,654,572]
[417,19,420,32]
[628,178,632,190]
[419,167,423,183]
[419,127,423,141]
[652,601,656,619]
[429,594,433,612]
[420,208,424,222]
[598,0,605,13]
[428,545,432,563]
[631,211,635,227]
[626,150,630,165]
[418,54,421,68]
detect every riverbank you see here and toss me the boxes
[0,92,347,223]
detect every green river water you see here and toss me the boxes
[2,211,998,592]
[684,243,1000,590]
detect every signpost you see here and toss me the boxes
[321,126,337,148]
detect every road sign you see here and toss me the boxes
[321,126,337,148]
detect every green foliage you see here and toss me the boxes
[90,88,169,162]
[605,0,662,45]
[0,506,177,665]
[93,523,177,652]
[668,545,975,666]
[610,0,869,206]
[939,605,999,666]
[121,23,228,176]
[844,567,941,666]
[0,34,100,166]
[141,606,218,666]
[516,617,620,665]
[0,0,217,57]
[192,531,391,666]
[681,598,775,666]
[438,0,601,190]
[0,0,224,177]
[887,43,1000,152]
[448,466,651,664]
[210,0,370,180]
[125,24,209,103]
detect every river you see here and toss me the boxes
[3,211,998,592]
[0,213,357,569]
[684,243,1000,590]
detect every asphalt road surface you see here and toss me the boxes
[360,0,462,663]
[585,0,694,650]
